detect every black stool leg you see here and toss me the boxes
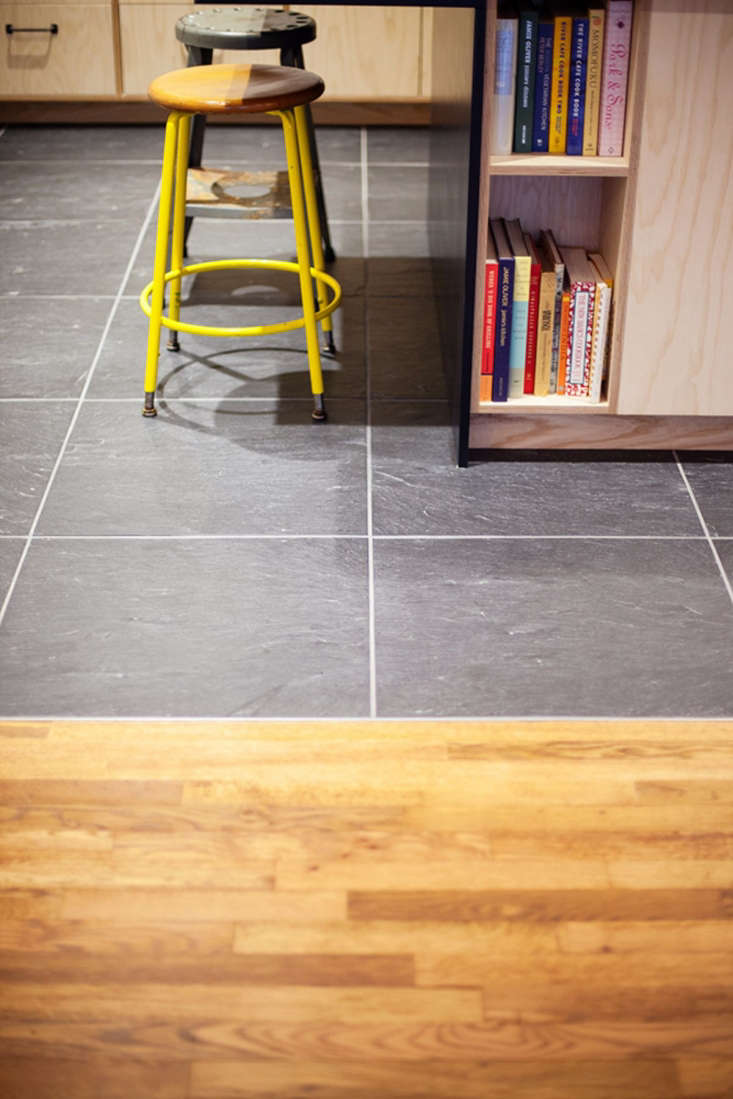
[281,43,336,263]
[183,44,213,255]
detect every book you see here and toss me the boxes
[523,231,541,394]
[513,9,539,153]
[548,13,572,154]
[489,218,515,402]
[537,228,565,393]
[566,14,589,155]
[587,250,614,402]
[556,284,571,395]
[598,0,633,156]
[532,18,554,152]
[582,7,605,155]
[533,239,560,396]
[560,245,598,396]
[479,236,499,402]
[504,217,531,398]
[490,12,519,155]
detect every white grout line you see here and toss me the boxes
[362,126,377,720]
[0,533,713,543]
[28,534,369,541]
[674,451,733,606]
[0,184,162,632]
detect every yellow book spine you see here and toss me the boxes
[533,272,557,396]
[583,10,605,155]
[549,16,572,154]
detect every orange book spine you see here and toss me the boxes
[556,289,571,394]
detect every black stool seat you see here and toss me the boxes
[176,7,316,52]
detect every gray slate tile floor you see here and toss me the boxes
[1,122,732,718]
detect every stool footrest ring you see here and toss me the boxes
[139,258,341,338]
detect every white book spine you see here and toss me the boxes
[490,19,518,155]
[589,283,612,402]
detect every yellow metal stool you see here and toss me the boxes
[140,63,341,422]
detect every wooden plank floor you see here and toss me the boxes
[0,719,732,1099]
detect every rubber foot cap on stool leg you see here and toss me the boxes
[167,336,180,352]
[142,394,157,418]
[323,331,336,355]
[312,394,327,423]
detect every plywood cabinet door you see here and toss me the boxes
[617,0,733,416]
[120,4,426,101]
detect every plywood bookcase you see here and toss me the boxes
[466,0,733,454]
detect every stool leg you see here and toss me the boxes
[143,111,181,417]
[183,45,213,253]
[281,43,336,264]
[294,104,336,356]
[166,112,191,353]
[279,108,326,423]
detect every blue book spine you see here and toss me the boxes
[492,258,515,402]
[566,16,589,155]
[532,21,554,152]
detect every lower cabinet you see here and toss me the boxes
[1,4,116,95]
[119,4,428,101]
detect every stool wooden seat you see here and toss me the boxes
[148,62,324,115]
[141,63,341,422]
[175,6,334,262]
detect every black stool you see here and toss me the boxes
[175,5,335,261]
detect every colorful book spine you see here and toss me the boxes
[565,280,597,396]
[479,256,499,402]
[548,14,572,155]
[491,16,519,155]
[598,0,633,157]
[583,8,605,155]
[490,219,514,402]
[532,20,554,152]
[588,252,614,402]
[505,219,531,398]
[556,288,571,395]
[533,266,557,396]
[566,16,589,155]
[523,232,541,394]
[513,10,538,153]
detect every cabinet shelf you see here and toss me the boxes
[477,397,610,414]
[489,155,630,178]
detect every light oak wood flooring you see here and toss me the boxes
[0,719,732,1098]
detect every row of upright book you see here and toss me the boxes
[479,218,613,402]
[491,0,633,157]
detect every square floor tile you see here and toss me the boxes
[371,406,706,536]
[0,219,146,295]
[0,402,75,535]
[373,538,733,717]
[0,297,112,398]
[368,166,428,222]
[367,300,448,399]
[0,162,159,221]
[366,128,430,164]
[0,125,165,161]
[679,453,733,537]
[0,537,370,717]
[90,296,365,400]
[37,400,367,537]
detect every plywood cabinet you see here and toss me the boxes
[467,0,733,453]
[1,2,116,95]
[616,0,733,417]
[119,3,428,100]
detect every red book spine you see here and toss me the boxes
[523,254,541,394]
[480,259,498,400]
